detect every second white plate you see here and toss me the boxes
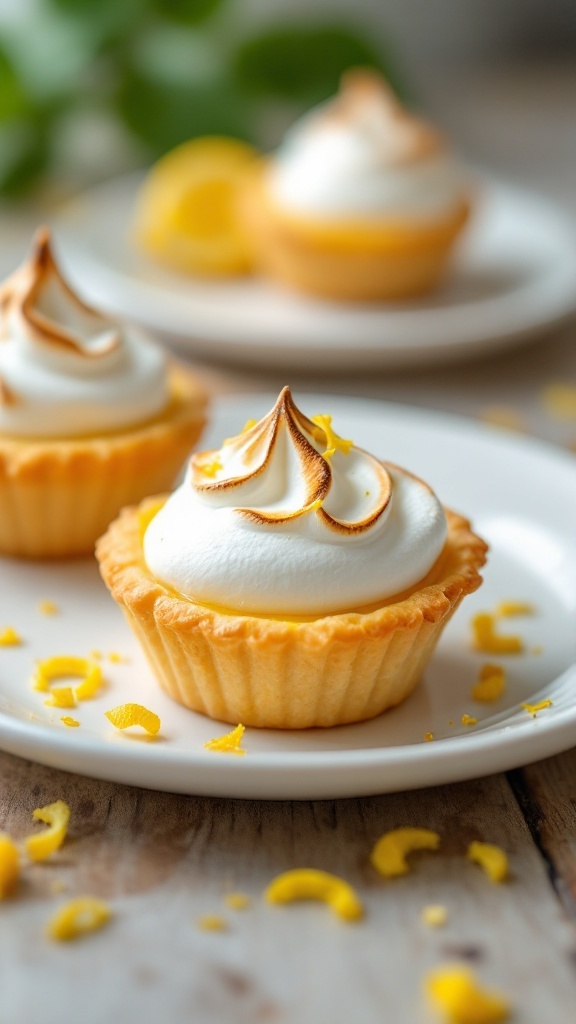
[0,394,575,799]
[54,173,576,371]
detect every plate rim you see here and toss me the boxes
[53,171,576,367]
[1,392,575,798]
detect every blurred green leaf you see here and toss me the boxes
[116,68,251,154]
[0,118,50,196]
[47,0,148,51]
[0,44,28,122]
[149,0,226,26]
[232,25,397,104]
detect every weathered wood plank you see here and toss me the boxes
[509,747,576,918]
[1,750,575,1023]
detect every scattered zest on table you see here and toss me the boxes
[467,841,509,883]
[47,897,112,942]
[196,914,227,932]
[424,731,434,742]
[370,828,441,878]
[205,723,246,755]
[541,382,576,420]
[426,964,511,1023]
[521,699,553,717]
[421,904,448,928]
[473,663,506,702]
[0,626,21,646]
[224,892,251,910]
[24,800,71,862]
[105,704,161,736]
[265,869,363,922]
[0,834,19,897]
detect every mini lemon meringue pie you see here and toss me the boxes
[0,228,206,558]
[97,388,487,729]
[241,68,470,301]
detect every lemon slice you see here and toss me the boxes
[133,136,259,275]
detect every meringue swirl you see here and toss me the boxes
[144,388,448,616]
[0,228,168,438]
[268,68,467,220]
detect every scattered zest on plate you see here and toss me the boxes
[224,892,251,910]
[461,714,478,727]
[24,800,71,862]
[0,626,21,646]
[105,703,161,736]
[61,716,80,727]
[47,897,112,942]
[33,655,103,702]
[265,869,363,923]
[196,914,227,932]
[467,841,509,883]
[39,600,58,616]
[473,664,506,703]
[370,828,440,878]
[205,723,246,755]
[471,613,523,655]
[521,699,553,717]
[425,964,511,1023]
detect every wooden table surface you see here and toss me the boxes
[1,63,576,1024]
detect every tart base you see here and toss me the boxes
[96,499,487,729]
[0,366,206,558]
[240,165,470,301]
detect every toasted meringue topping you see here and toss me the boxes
[0,228,168,438]
[144,389,447,616]
[267,68,467,220]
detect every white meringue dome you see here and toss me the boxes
[268,68,467,220]
[0,228,168,438]
[144,388,448,616]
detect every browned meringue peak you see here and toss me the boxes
[0,227,120,357]
[321,67,444,166]
[0,375,18,406]
[191,386,392,535]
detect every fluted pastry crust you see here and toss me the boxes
[0,366,206,557]
[96,498,487,728]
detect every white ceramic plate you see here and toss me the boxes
[53,173,576,371]
[1,394,575,800]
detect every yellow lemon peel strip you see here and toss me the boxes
[0,627,21,646]
[265,869,363,922]
[61,716,80,728]
[0,834,19,898]
[370,828,441,878]
[105,703,161,735]
[205,723,246,755]
[495,600,534,617]
[197,455,222,478]
[47,897,112,942]
[197,914,227,932]
[461,714,478,727]
[473,664,506,703]
[468,841,509,884]
[311,414,353,457]
[426,965,511,1023]
[421,904,448,928]
[541,383,576,420]
[471,613,524,655]
[224,892,251,910]
[39,600,58,615]
[44,686,76,709]
[24,800,70,862]
[32,655,102,701]
[521,699,553,716]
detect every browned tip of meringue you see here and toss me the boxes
[190,385,393,534]
[0,227,121,358]
[331,66,444,164]
[0,375,18,406]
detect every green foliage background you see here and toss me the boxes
[0,0,402,197]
